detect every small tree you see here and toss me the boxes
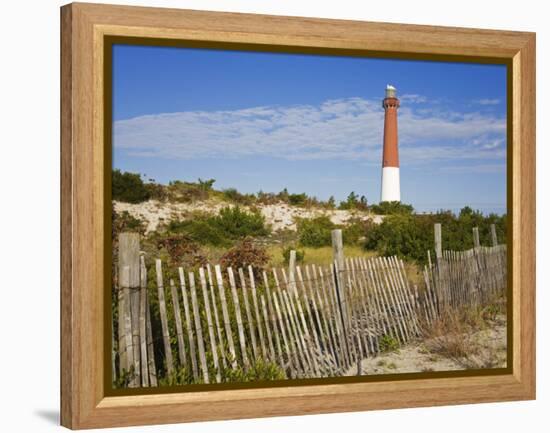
[277,188,290,203]
[339,191,368,210]
[198,178,216,191]
[288,193,308,206]
[359,195,368,210]
[112,169,150,203]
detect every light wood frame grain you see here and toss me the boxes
[61,2,535,429]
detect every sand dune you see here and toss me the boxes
[113,200,384,233]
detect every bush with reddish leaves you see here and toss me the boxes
[156,234,207,268]
[220,238,269,274]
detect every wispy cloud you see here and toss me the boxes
[473,98,501,105]
[114,96,506,165]
[400,94,428,104]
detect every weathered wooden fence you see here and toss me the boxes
[114,224,507,387]
[423,224,508,317]
[423,245,507,315]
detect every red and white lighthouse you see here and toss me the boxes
[380,84,401,202]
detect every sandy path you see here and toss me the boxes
[344,320,507,376]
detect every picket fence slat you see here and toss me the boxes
[189,272,209,384]
[178,267,198,380]
[155,260,174,376]
[139,256,149,387]
[215,265,237,369]
[228,267,249,368]
[207,264,226,369]
[199,267,221,383]
[169,278,186,368]
[248,266,267,360]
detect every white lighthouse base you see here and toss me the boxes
[381,166,401,202]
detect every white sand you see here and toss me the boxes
[344,320,507,376]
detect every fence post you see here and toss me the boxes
[111,308,117,384]
[138,255,149,387]
[433,223,444,312]
[118,232,141,387]
[119,266,135,385]
[288,250,297,296]
[490,224,498,247]
[331,229,350,362]
[434,223,442,260]
[331,229,345,270]
[473,227,480,249]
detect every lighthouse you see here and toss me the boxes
[380,84,401,202]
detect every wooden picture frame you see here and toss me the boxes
[60,2,535,429]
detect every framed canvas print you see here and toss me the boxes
[60,2,536,429]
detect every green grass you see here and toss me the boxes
[379,334,400,353]
[266,245,377,267]
[202,244,377,269]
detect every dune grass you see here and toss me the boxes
[420,298,507,369]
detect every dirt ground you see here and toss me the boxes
[344,316,507,376]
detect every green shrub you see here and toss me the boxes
[223,187,242,202]
[144,182,168,201]
[256,191,279,205]
[297,216,335,247]
[167,180,209,203]
[159,366,195,386]
[222,188,256,205]
[342,218,371,245]
[338,191,368,210]
[379,334,399,353]
[482,304,501,321]
[112,209,146,237]
[370,201,414,215]
[220,358,286,382]
[158,358,286,386]
[288,193,308,206]
[235,188,332,209]
[113,366,137,388]
[364,208,507,263]
[282,246,305,264]
[213,206,269,240]
[271,189,323,208]
[277,188,290,202]
[297,216,362,247]
[197,178,216,191]
[167,207,269,246]
[112,169,150,203]
[167,217,228,246]
[364,213,429,262]
[325,196,336,209]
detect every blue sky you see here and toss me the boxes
[112,44,507,214]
